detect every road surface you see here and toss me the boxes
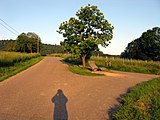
[0,57,159,120]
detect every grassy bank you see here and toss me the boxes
[0,52,43,81]
[68,66,104,76]
[63,57,104,76]
[91,57,160,75]
[112,77,160,120]
[0,52,40,67]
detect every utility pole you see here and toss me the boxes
[37,38,40,53]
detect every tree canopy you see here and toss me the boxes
[16,32,41,53]
[57,4,114,67]
[121,27,160,61]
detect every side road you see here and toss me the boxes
[0,57,159,120]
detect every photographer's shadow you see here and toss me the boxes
[51,89,68,120]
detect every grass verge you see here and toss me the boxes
[0,52,40,67]
[68,66,104,76]
[112,77,160,120]
[0,56,43,82]
[91,57,160,75]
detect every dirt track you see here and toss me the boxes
[0,57,159,120]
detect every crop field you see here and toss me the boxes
[91,57,160,75]
[0,52,40,67]
[0,52,42,81]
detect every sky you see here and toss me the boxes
[0,0,160,55]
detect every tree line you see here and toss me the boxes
[121,27,160,61]
[0,39,116,57]
[0,32,65,55]
[0,32,41,53]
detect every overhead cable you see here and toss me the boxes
[0,22,18,36]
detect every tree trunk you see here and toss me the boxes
[82,55,86,68]
[31,47,32,53]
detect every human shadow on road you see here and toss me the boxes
[51,89,68,120]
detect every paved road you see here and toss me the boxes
[0,57,159,120]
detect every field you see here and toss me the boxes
[0,52,40,67]
[91,57,160,75]
[112,77,160,120]
[0,52,43,81]
[49,53,160,75]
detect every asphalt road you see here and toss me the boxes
[0,57,159,120]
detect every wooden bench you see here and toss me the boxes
[88,61,106,71]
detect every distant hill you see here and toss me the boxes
[91,51,120,58]
[40,44,65,55]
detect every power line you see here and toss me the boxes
[0,18,19,34]
[0,22,18,36]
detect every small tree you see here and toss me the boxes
[57,4,114,67]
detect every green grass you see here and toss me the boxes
[68,66,104,76]
[91,57,160,75]
[49,54,160,75]
[0,52,43,81]
[112,77,160,120]
[63,56,160,75]
[0,52,40,67]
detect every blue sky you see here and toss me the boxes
[0,0,160,55]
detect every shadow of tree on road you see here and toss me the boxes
[51,89,68,120]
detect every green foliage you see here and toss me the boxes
[91,57,160,75]
[0,40,64,55]
[121,27,160,61]
[16,32,41,53]
[68,66,104,76]
[5,40,16,51]
[0,39,15,51]
[57,4,114,67]
[40,44,64,55]
[112,77,160,120]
